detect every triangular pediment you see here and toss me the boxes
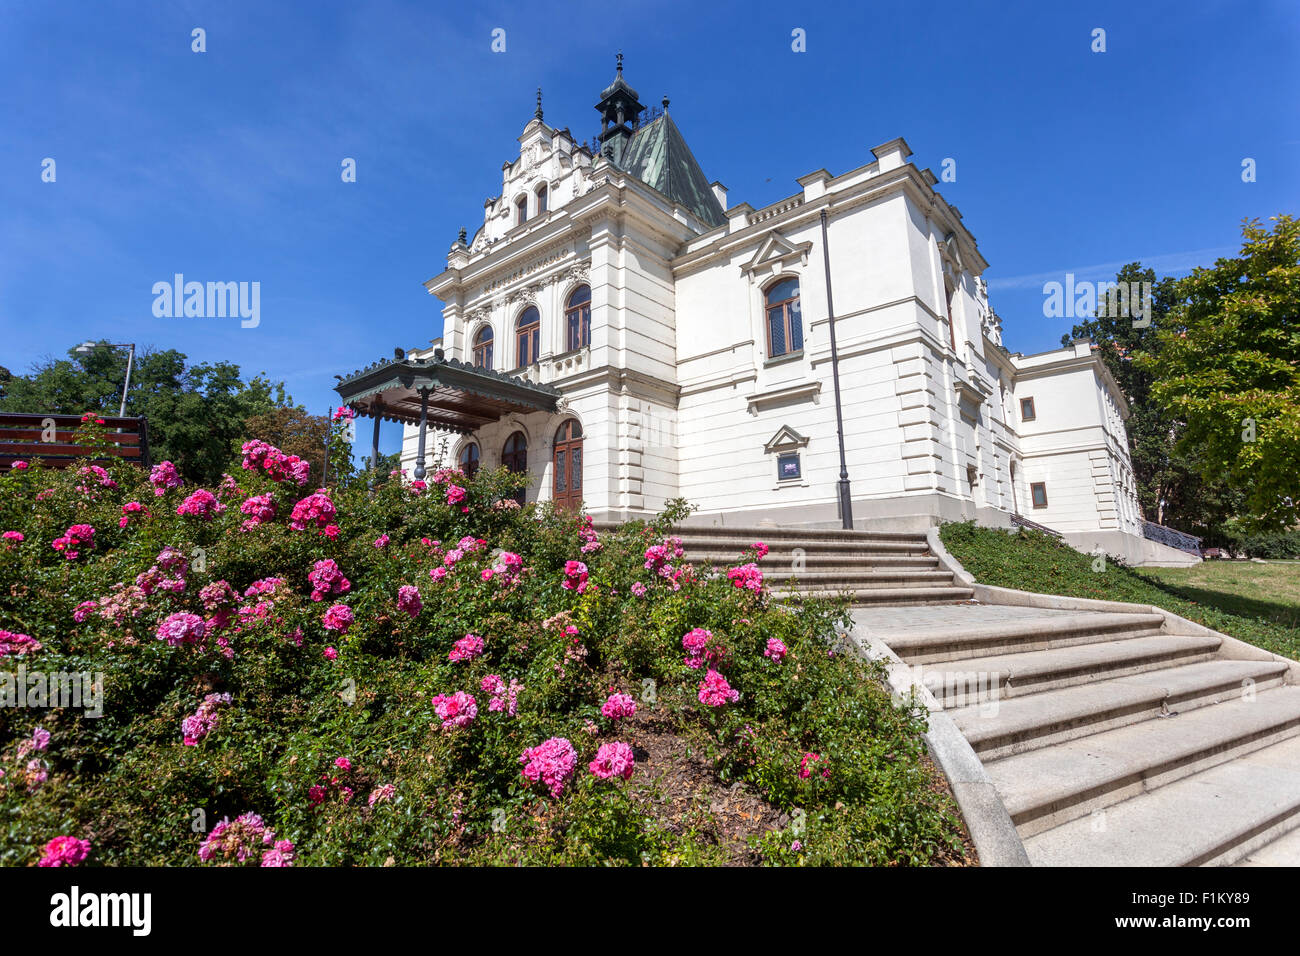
[743,231,813,276]
[763,424,810,453]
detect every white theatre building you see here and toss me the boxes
[336,63,1165,559]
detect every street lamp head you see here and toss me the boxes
[76,341,96,353]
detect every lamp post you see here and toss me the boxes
[75,341,136,417]
[820,209,854,529]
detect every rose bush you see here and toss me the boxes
[0,435,966,866]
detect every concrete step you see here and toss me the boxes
[885,611,1168,665]
[950,659,1290,760]
[677,536,931,556]
[1022,733,1300,866]
[1233,818,1300,866]
[772,569,958,589]
[918,634,1223,705]
[686,551,941,570]
[617,524,930,544]
[986,685,1300,838]
[772,585,975,606]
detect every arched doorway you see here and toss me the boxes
[552,419,583,511]
[458,442,479,478]
[502,431,528,505]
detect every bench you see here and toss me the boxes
[0,412,152,470]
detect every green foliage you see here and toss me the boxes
[1137,215,1300,531]
[1063,263,1242,543]
[939,521,1300,660]
[0,451,967,867]
[0,344,295,486]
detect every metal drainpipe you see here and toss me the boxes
[820,208,854,530]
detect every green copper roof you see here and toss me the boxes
[618,113,725,228]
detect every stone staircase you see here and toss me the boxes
[860,602,1300,867]
[669,525,975,607]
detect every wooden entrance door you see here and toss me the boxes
[502,431,527,505]
[552,419,583,511]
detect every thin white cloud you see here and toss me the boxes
[986,246,1239,292]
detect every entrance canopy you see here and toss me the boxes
[333,348,561,433]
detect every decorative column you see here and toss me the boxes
[370,405,382,473]
[414,389,429,480]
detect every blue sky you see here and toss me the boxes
[2,0,1296,460]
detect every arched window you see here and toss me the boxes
[502,431,528,505]
[515,196,528,226]
[536,184,548,214]
[458,442,480,478]
[516,306,540,367]
[565,285,591,352]
[472,326,494,369]
[764,277,802,358]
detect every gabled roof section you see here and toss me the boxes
[618,113,726,228]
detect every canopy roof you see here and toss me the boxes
[333,349,561,434]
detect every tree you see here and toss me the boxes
[0,345,291,486]
[1138,215,1300,531]
[1063,264,1241,542]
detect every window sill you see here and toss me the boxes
[764,350,804,368]
[773,479,810,490]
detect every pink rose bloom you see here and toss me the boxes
[176,489,226,520]
[630,581,647,597]
[239,493,276,530]
[753,541,769,558]
[448,633,485,662]
[396,584,422,617]
[698,669,739,707]
[323,646,338,660]
[288,491,336,531]
[156,612,206,648]
[682,627,713,669]
[601,693,637,721]
[307,559,351,602]
[764,638,788,662]
[429,566,448,583]
[799,752,830,779]
[431,691,477,729]
[562,560,588,593]
[334,756,352,771]
[322,603,354,633]
[446,484,467,505]
[37,836,91,868]
[374,534,390,548]
[10,460,29,470]
[368,783,396,806]
[149,460,183,495]
[480,567,495,582]
[261,839,296,867]
[727,562,764,594]
[589,742,636,781]
[2,531,23,544]
[519,737,578,798]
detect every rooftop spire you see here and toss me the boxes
[535,87,543,121]
[596,52,644,165]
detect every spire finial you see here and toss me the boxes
[662,95,669,111]
[457,226,467,244]
[616,51,623,75]
[535,87,543,121]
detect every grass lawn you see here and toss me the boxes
[939,523,1300,663]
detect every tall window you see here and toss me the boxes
[944,278,957,350]
[536,184,548,214]
[458,443,480,478]
[1030,482,1049,509]
[1020,397,1037,422]
[472,326,493,369]
[565,285,591,352]
[764,277,802,358]
[515,196,528,226]
[516,307,540,367]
